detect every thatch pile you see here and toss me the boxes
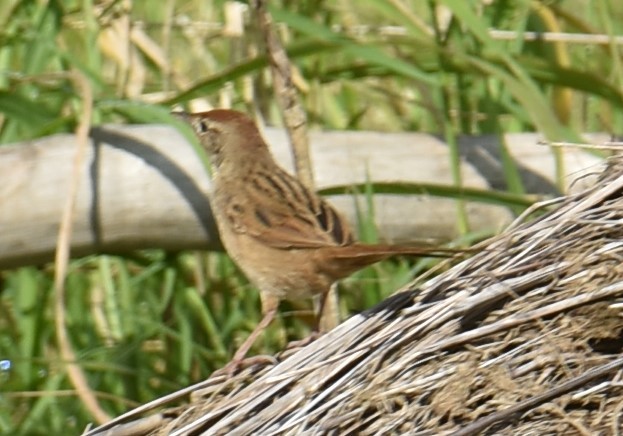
[88,155,623,435]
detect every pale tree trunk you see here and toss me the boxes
[0,124,604,269]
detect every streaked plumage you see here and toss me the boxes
[178,109,457,373]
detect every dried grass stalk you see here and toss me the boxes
[88,156,623,435]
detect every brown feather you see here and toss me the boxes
[177,108,468,373]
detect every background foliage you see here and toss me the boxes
[1,0,622,433]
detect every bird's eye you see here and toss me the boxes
[198,120,209,133]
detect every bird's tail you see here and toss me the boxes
[316,243,466,280]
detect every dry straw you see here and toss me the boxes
[88,155,623,435]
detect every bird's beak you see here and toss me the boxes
[171,111,191,123]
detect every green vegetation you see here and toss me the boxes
[1,0,622,433]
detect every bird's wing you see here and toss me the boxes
[222,170,353,249]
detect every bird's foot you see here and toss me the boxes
[284,331,321,350]
[212,354,278,378]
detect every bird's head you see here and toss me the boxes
[175,109,269,172]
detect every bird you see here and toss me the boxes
[176,109,461,373]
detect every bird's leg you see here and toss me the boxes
[285,285,337,351]
[316,282,340,332]
[220,294,279,376]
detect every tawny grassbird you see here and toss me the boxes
[177,109,458,372]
